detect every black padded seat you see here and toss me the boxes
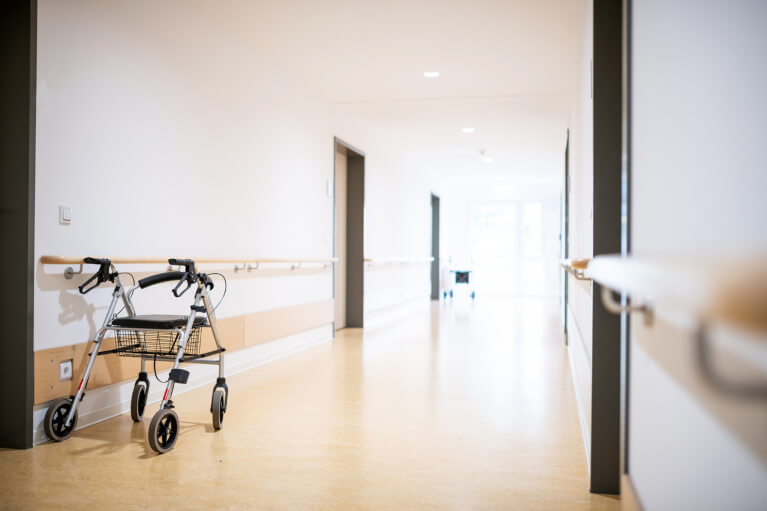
[111,314,207,330]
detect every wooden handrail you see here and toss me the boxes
[588,255,767,332]
[561,258,592,281]
[40,256,338,265]
[364,257,435,266]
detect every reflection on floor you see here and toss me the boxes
[0,298,618,510]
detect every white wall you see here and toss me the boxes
[565,0,594,469]
[630,1,767,509]
[35,0,433,353]
[33,0,433,439]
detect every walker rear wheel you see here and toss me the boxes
[130,382,148,422]
[44,398,78,442]
[212,389,225,430]
[148,408,179,454]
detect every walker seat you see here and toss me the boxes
[111,314,207,329]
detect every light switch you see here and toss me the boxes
[59,205,72,224]
[326,179,333,197]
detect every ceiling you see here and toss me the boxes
[200,0,586,185]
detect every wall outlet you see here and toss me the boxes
[59,359,73,382]
[59,205,72,224]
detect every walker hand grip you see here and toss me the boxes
[168,259,195,270]
[138,271,186,289]
[83,257,110,265]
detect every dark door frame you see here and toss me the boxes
[590,0,624,494]
[430,193,440,300]
[0,0,36,449]
[619,0,633,480]
[333,137,365,328]
[562,130,570,345]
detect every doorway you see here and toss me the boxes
[333,138,365,329]
[430,194,440,300]
[562,129,570,345]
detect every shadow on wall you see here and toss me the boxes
[37,260,332,337]
[57,290,97,337]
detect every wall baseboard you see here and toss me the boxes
[364,296,431,330]
[32,324,332,445]
[621,474,643,511]
[567,304,592,473]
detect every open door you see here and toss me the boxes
[333,138,365,329]
[561,130,570,345]
[430,193,440,300]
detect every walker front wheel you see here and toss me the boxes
[212,389,225,430]
[44,398,78,442]
[148,408,179,454]
[130,381,148,422]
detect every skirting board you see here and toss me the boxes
[621,474,643,511]
[32,324,333,445]
[567,304,592,473]
[364,297,431,330]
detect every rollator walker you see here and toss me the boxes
[443,269,476,300]
[44,257,229,454]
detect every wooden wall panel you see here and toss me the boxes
[34,300,332,405]
[244,299,334,347]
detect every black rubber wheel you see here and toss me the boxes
[450,290,454,298]
[148,408,179,454]
[130,382,148,422]
[471,291,476,300]
[44,398,78,442]
[212,389,225,430]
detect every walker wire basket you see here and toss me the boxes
[115,326,203,361]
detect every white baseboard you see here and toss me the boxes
[33,324,333,445]
[364,297,430,330]
[566,305,592,473]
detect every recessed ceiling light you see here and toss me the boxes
[423,71,440,78]
[462,127,475,134]
[482,157,494,164]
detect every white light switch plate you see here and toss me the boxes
[59,205,72,224]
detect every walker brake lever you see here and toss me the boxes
[172,274,194,298]
[78,272,102,294]
[168,258,198,298]
[78,258,114,294]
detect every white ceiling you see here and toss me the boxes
[201,0,586,184]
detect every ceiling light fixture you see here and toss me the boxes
[462,127,475,134]
[482,157,494,164]
[423,71,440,78]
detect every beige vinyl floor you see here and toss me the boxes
[0,297,619,510]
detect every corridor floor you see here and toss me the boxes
[0,298,619,510]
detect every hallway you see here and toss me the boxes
[0,299,617,510]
